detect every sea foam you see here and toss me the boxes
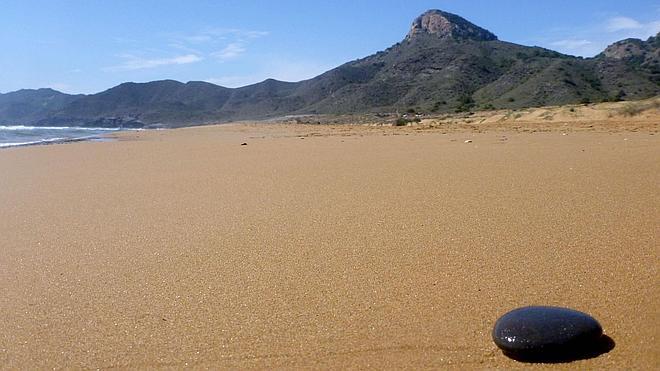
[0,125,121,131]
[0,125,136,148]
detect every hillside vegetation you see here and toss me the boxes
[0,10,658,128]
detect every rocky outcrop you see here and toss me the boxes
[406,9,497,41]
[602,38,648,60]
[598,33,660,84]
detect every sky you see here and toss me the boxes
[1,0,659,94]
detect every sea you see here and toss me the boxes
[0,125,132,148]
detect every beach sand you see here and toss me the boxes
[0,122,658,369]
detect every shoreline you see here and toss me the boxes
[0,127,148,149]
[1,97,658,150]
[0,134,113,149]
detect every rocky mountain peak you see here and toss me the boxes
[602,38,647,60]
[406,9,497,41]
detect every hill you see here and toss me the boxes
[0,89,82,125]
[0,9,658,128]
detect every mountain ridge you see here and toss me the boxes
[1,10,658,128]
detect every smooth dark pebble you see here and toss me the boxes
[493,306,607,362]
[240,142,247,146]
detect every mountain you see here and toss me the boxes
[406,9,497,41]
[1,10,658,128]
[599,34,659,85]
[0,88,82,125]
[41,80,234,127]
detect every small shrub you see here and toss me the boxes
[455,95,476,112]
[394,118,408,126]
[619,102,648,117]
[614,90,626,102]
[394,117,422,126]
[431,100,447,112]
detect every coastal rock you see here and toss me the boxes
[492,306,605,361]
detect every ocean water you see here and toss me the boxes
[0,125,128,148]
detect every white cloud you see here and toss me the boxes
[212,43,246,61]
[641,20,660,36]
[166,28,269,63]
[544,15,660,57]
[266,59,332,82]
[651,21,660,34]
[168,42,203,55]
[105,28,269,74]
[605,16,660,38]
[206,59,333,88]
[550,39,593,49]
[548,39,599,56]
[177,28,269,46]
[607,16,643,32]
[107,54,202,71]
[183,34,214,44]
[240,30,270,38]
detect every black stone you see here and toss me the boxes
[492,306,613,362]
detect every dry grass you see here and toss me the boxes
[259,97,660,133]
[618,99,660,117]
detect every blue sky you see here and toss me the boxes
[1,0,658,94]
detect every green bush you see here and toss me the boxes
[614,90,626,102]
[395,118,408,126]
[431,100,447,112]
[394,117,421,126]
[455,95,475,112]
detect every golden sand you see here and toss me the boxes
[0,121,658,369]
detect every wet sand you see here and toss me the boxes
[0,123,658,369]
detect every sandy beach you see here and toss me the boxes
[0,121,658,369]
